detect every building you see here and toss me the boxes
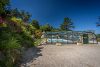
[44,31,98,44]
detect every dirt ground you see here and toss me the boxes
[21,43,100,67]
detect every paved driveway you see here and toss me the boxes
[21,44,100,67]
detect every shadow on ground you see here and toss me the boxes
[20,46,43,67]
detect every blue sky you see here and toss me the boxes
[10,0,100,33]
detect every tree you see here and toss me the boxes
[60,17,74,31]
[40,24,53,32]
[31,20,40,29]
[11,8,21,17]
[51,28,61,32]
[10,9,31,22]
[0,0,10,15]
[97,34,100,38]
[20,10,31,22]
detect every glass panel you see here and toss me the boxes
[44,31,97,44]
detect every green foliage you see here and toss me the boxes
[97,34,100,38]
[0,23,7,27]
[0,49,21,67]
[97,38,100,42]
[51,28,61,32]
[11,31,34,48]
[97,34,100,41]
[20,10,31,22]
[0,0,9,14]
[0,17,34,66]
[31,20,40,29]
[10,8,20,17]
[0,30,21,67]
[21,25,27,32]
[25,24,36,35]
[10,8,31,23]
[97,34,100,42]
[11,17,22,25]
[34,39,42,46]
[40,24,53,32]
[60,17,74,31]
[0,0,34,67]
[1,37,21,49]
[20,32,34,47]
[28,24,36,30]
[0,31,21,50]
[34,29,42,39]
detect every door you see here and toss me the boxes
[83,34,89,44]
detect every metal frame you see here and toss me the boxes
[44,31,98,44]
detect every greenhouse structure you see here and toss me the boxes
[44,31,98,44]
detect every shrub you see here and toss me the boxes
[14,32,34,48]
[0,32,21,50]
[34,39,42,46]
[34,29,42,39]
[97,38,100,42]
[11,17,22,25]
[0,31,21,67]
[0,23,7,27]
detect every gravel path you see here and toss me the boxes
[21,44,100,67]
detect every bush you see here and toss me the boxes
[1,37,21,49]
[97,38,100,42]
[34,30,42,39]
[0,16,35,66]
[0,23,7,27]
[0,31,21,67]
[18,32,34,47]
[0,49,21,67]
[0,31,21,50]
[11,17,22,25]
[34,39,42,46]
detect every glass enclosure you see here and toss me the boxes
[44,31,98,44]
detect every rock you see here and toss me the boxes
[77,43,82,45]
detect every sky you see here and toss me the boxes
[10,0,100,33]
